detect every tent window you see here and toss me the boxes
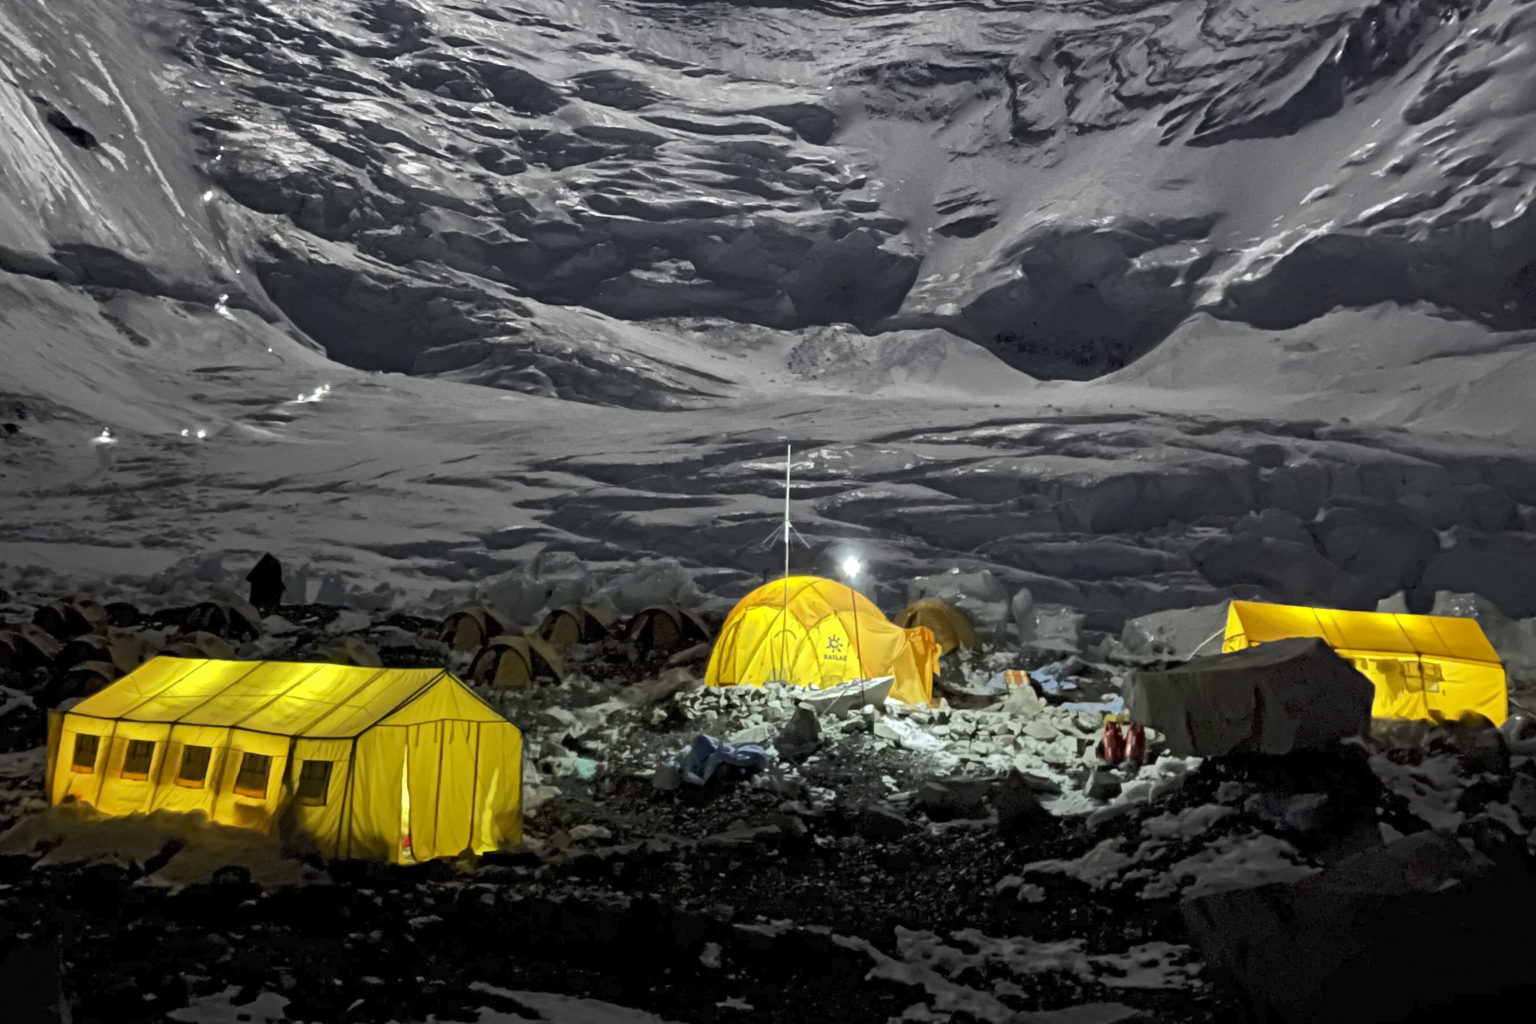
[121,740,155,781]
[71,734,100,774]
[296,760,333,806]
[176,745,213,788]
[233,752,271,799]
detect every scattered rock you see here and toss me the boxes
[1507,774,1536,822]
[1084,768,1122,802]
[1023,719,1062,743]
[651,762,681,791]
[727,723,776,746]
[775,707,822,762]
[796,676,894,718]
[916,776,992,821]
[1183,830,1536,1024]
[993,770,1049,836]
[999,683,1047,716]
[854,804,915,841]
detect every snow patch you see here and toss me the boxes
[1139,833,1319,900]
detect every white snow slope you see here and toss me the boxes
[4,0,1536,626]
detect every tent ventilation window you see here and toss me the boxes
[121,740,155,780]
[176,745,213,788]
[296,760,333,806]
[70,735,100,774]
[233,752,272,798]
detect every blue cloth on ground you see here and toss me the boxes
[1031,658,1081,694]
[676,734,771,785]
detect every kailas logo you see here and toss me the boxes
[823,636,846,660]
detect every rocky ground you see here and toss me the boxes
[4,587,1536,1024]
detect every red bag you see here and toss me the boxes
[1101,719,1125,763]
[1125,723,1146,765]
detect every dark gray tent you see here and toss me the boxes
[1125,637,1373,757]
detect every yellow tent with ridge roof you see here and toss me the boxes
[46,657,523,862]
[705,575,938,705]
[1222,600,1506,724]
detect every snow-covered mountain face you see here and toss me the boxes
[5,0,1536,627]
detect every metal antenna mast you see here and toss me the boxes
[759,444,808,682]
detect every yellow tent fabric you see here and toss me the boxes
[896,599,980,657]
[1222,601,1507,725]
[47,657,523,862]
[705,576,938,705]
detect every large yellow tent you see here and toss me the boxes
[705,576,938,705]
[46,657,523,862]
[1222,600,1506,724]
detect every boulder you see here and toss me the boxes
[796,676,894,718]
[993,770,1049,835]
[916,776,992,821]
[1119,603,1228,659]
[1024,604,1085,654]
[1008,762,1065,796]
[1022,719,1062,743]
[1083,768,1121,802]
[1182,830,1536,1023]
[1507,774,1536,822]
[1010,587,1035,645]
[1125,637,1372,757]
[623,667,700,706]
[855,804,915,841]
[775,707,822,762]
[998,679,1047,715]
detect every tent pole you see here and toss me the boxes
[780,443,791,686]
[851,583,863,685]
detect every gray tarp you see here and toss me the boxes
[1125,637,1373,756]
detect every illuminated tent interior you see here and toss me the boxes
[1222,600,1507,725]
[705,575,938,706]
[46,657,524,862]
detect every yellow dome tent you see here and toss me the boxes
[46,657,523,862]
[1222,600,1507,724]
[896,598,980,657]
[705,576,938,705]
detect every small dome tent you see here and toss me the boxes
[470,633,565,690]
[439,603,513,654]
[538,601,618,650]
[896,599,980,657]
[705,576,937,706]
[627,604,711,658]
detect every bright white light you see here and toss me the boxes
[195,428,207,440]
[840,555,862,580]
[180,428,189,438]
[201,189,216,202]
[92,428,116,445]
[292,384,330,404]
